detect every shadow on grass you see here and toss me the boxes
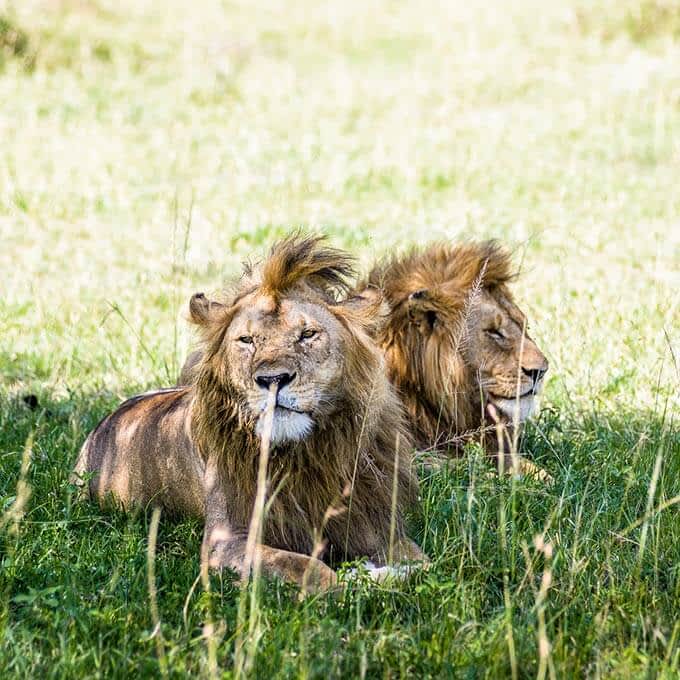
[0,388,678,677]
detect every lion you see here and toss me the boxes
[73,235,426,591]
[359,241,549,473]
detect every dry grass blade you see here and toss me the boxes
[510,317,528,467]
[302,485,347,596]
[147,506,168,678]
[235,382,277,679]
[617,494,680,539]
[244,382,278,579]
[344,373,380,558]
[199,531,218,680]
[388,433,400,565]
[0,433,33,535]
[636,448,664,566]
[449,258,488,362]
[663,327,679,382]
[533,536,555,680]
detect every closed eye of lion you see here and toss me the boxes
[72,235,427,591]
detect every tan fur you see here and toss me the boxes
[74,235,426,591]
[359,241,549,466]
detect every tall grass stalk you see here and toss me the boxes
[344,373,380,559]
[637,448,663,566]
[199,525,218,680]
[234,383,277,679]
[496,419,518,680]
[533,535,554,680]
[0,433,32,536]
[388,433,400,565]
[146,506,168,677]
[170,189,194,381]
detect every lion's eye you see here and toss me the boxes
[300,329,317,341]
[238,335,254,345]
[486,328,505,341]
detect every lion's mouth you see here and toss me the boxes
[487,392,538,422]
[256,407,314,445]
[487,388,534,401]
[275,405,308,415]
[254,399,309,416]
[487,379,543,402]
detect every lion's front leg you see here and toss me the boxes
[202,461,337,592]
[490,448,553,484]
[203,524,337,592]
[484,417,553,484]
[353,535,429,583]
[503,456,554,484]
[390,537,429,565]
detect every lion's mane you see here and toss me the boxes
[362,240,515,450]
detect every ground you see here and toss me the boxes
[1,0,679,677]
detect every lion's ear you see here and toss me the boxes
[333,287,390,338]
[407,289,438,334]
[188,293,224,325]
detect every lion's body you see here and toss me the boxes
[74,236,426,589]
[75,388,203,516]
[75,383,413,562]
[361,241,549,459]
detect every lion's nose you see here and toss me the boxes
[255,372,296,390]
[522,367,547,387]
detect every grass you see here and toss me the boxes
[1,0,679,676]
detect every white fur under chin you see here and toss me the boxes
[256,408,314,444]
[491,395,538,422]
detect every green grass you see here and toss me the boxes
[1,0,679,677]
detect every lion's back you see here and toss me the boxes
[73,388,205,517]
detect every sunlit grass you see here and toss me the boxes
[1,0,679,676]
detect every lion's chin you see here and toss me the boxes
[489,395,538,423]
[255,408,314,445]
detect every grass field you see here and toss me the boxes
[1,0,679,676]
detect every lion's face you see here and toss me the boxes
[188,236,391,449]
[223,292,346,444]
[463,288,548,422]
[405,284,548,424]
